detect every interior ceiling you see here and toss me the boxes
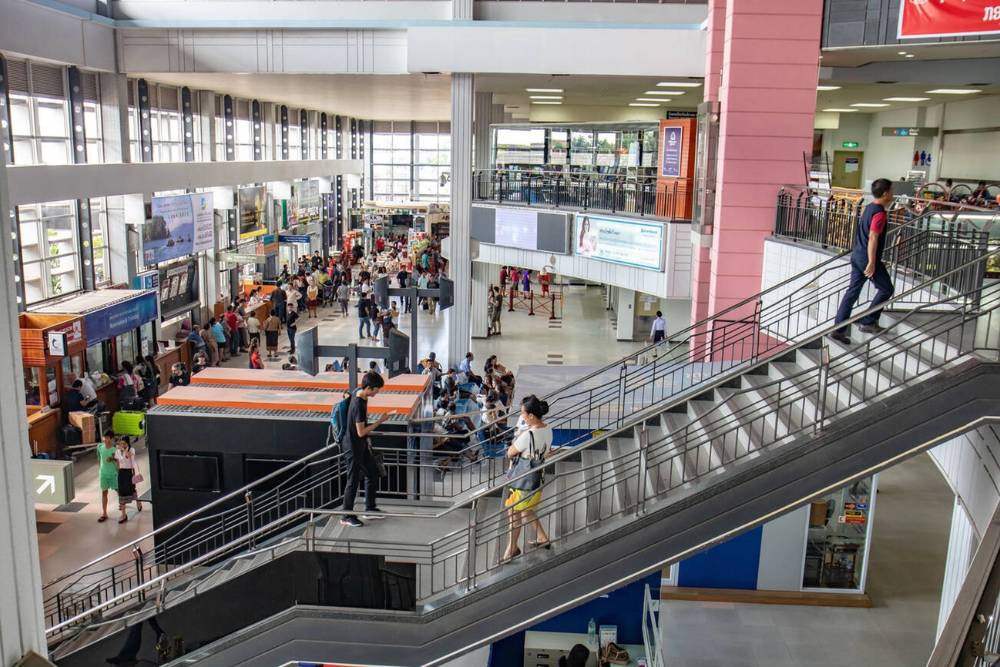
[821,39,1000,68]
[139,73,703,121]
[816,81,1000,113]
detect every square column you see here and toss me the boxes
[471,261,491,339]
[0,123,48,664]
[448,73,474,366]
[708,0,821,319]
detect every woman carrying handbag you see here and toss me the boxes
[501,395,553,562]
[114,437,144,523]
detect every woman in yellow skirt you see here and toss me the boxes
[501,395,553,562]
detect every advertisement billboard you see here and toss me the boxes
[495,207,538,249]
[899,0,1000,39]
[144,192,215,266]
[238,186,269,240]
[575,213,665,271]
[661,125,683,178]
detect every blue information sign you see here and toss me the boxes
[279,234,312,244]
[661,125,684,178]
[84,291,159,345]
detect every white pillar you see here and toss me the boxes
[448,73,474,366]
[616,288,636,341]
[471,261,491,339]
[0,125,48,665]
[937,497,978,639]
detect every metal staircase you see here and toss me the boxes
[43,203,1000,666]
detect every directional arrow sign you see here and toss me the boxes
[36,474,55,496]
[30,458,74,504]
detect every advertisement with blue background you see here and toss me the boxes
[144,193,215,265]
[84,291,159,345]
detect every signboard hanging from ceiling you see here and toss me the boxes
[898,0,1000,39]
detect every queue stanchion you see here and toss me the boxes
[549,293,556,320]
[508,286,515,312]
[528,291,535,316]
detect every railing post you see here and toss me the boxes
[528,292,535,316]
[305,511,316,552]
[549,293,556,321]
[813,344,831,434]
[636,424,649,517]
[466,498,479,592]
[133,546,145,602]
[245,490,255,548]
[618,363,627,428]
[508,286,515,312]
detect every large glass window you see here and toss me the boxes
[595,131,618,167]
[235,99,252,161]
[88,197,112,285]
[570,130,595,167]
[550,130,569,167]
[6,60,71,166]
[287,112,302,160]
[414,122,450,202]
[371,121,413,202]
[18,200,81,304]
[803,475,876,591]
[495,128,545,167]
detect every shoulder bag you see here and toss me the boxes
[506,430,544,491]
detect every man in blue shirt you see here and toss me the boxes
[459,352,482,385]
[186,326,207,354]
[209,318,228,362]
[831,178,896,345]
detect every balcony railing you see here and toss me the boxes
[473,169,692,220]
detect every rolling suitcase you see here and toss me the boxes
[112,410,145,437]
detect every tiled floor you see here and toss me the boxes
[35,285,648,587]
[660,452,954,667]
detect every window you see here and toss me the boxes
[6,60,71,166]
[80,72,103,163]
[550,129,569,166]
[18,200,81,304]
[88,197,111,285]
[287,111,301,159]
[413,122,450,202]
[235,99,252,161]
[371,121,413,202]
[570,130,594,166]
[495,128,545,167]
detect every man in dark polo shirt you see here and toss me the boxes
[340,371,390,528]
[831,178,896,345]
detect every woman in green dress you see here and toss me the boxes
[96,432,118,523]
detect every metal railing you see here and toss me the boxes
[43,205,998,648]
[642,583,664,667]
[46,245,1000,649]
[473,168,691,220]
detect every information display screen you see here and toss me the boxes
[495,207,539,249]
[159,453,221,492]
[574,213,665,271]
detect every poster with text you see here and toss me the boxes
[190,192,215,253]
[661,125,683,178]
[145,195,193,265]
[575,213,665,271]
[899,0,1000,39]
[238,185,268,240]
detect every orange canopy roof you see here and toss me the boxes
[159,385,420,415]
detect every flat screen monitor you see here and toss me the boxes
[159,453,222,492]
[494,208,538,248]
[390,214,413,227]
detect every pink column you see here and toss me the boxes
[689,0,727,343]
[707,0,821,326]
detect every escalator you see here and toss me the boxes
[44,207,1000,666]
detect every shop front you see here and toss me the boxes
[31,289,160,414]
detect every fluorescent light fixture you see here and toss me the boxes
[926,89,981,94]
[817,85,841,91]
[529,95,563,100]
[525,88,563,93]
[905,54,915,58]
[656,81,701,88]
[636,98,671,102]
[823,108,858,112]
[851,103,890,107]
[532,101,562,105]
[629,103,661,107]
[897,51,907,55]
[642,91,674,96]
[883,97,929,102]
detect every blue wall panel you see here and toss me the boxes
[677,527,762,589]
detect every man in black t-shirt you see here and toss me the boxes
[357,294,373,339]
[341,372,390,527]
[396,268,410,312]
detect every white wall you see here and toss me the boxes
[862,107,922,186]
[756,505,809,591]
[938,95,1000,181]
[0,0,116,71]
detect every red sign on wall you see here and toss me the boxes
[899,0,1000,39]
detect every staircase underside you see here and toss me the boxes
[169,362,1000,667]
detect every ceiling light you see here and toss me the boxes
[883,97,929,102]
[532,101,562,105]
[636,98,671,102]
[817,85,841,91]
[656,82,701,88]
[525,88,563,93]
[905,54,915,58]
[629,103,661,107]
[897,51,907,55]
[823,108,858,112]
[642,91,674,96]
[851,103,890,107]
[926,89,981,94]
[530,95,563,100]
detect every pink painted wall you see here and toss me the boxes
[707,0,822,321]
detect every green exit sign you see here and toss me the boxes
[842,141,860,148]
